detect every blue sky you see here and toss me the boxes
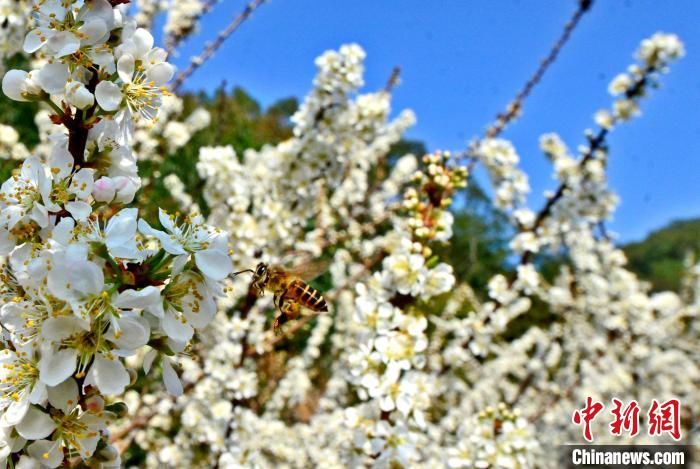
[166,0,700,242]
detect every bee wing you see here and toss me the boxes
[286,259,330,282]
[278,250,315,267]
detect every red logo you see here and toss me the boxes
[572,397,605,442]
[609,398,640,437]
[648,398,681,441]
[572,397,682,442]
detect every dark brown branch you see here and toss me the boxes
[64,68,100,166]
[66,111,89,166]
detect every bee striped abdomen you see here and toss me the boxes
[289,279,328,312]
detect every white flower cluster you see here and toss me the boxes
[0,0,28,75]
[437,31,697,453]
[474,138,529,210]
[164,0,207,49]
[1,2,693,464]
[118,34,698,469]
[118,45,462,468]
[598,32,684,126]
[0,1,232,466]
[133,0,164,29]
[194,43,416,275]
[447,404,540,468]
[0,125,28,161]
[134,0,211,52]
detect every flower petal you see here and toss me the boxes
[39,348,78,387]
[132,28,154,57]
[23,29,49,54]
[37,62,70,94]
[88,355,129,395]
[146,62,174,86]
[162,359,183,396]
[117,54,135,84]
[68,168,94,199]
[143,349,157,374]
[48,144,74,180]
[108,315,150,350]
[162,310,193,343]
[16,406,56,440]
[114,286,161,309]
[95,81,122,111]
[27,439,63,468]
[2,70,30,102]
[41,317,86,342]
[78,18,107,46]
[48,31,80,57]
[0,228,15,255]
[47,378,78,414]
[105,208,138,258]
[0,393,29,427]
[195,249,233,280]
[65,201,92,221]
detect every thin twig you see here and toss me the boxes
[519,65,652,266]
[463,0,594,170]
[171,0,267,92]
[383,66,401,93]
[486,0,593,139]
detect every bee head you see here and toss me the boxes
[252,263,269,296]
[255,262,268,278]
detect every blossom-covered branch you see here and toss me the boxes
[0,0,233,466]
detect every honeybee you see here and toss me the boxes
[233,260,328,333]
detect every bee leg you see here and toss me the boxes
[283,296,301,320]
[273,297,300,335]
[273,296,288,335]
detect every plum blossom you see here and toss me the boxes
[138,209,233,281]
[96,28,174,118]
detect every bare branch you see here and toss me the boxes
[383,66,401,93]
[171,0,267,92]
[463,0,595,169]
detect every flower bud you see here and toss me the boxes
[93,176,117,202]
[65,81,95,110]
[2,69,42,102]
[113,176,139,204]
[105,401,129,418]
[84,395,105,412]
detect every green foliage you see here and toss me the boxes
[437,180,512,290]
[0,55,40,181]
[0,55,40,145]
[623,218,700,292]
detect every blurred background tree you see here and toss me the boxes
[623,218,700,292]
[138,85,297,217]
